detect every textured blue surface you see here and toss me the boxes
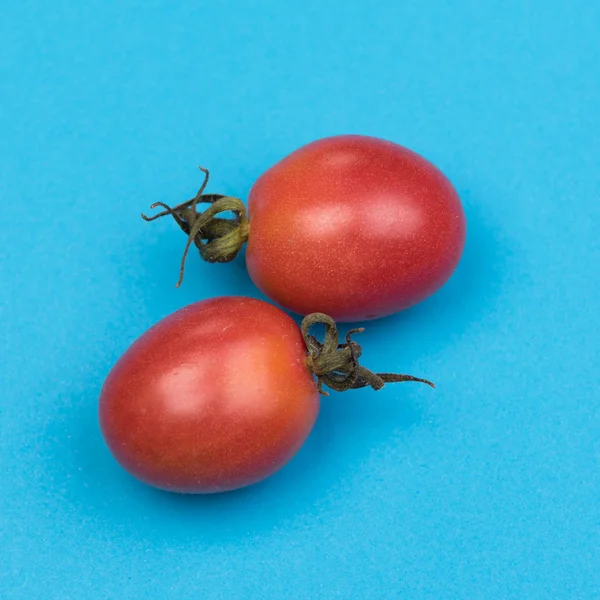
[1,1,599,598]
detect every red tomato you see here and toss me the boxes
[99,297,319,493]
[246,135,466,321]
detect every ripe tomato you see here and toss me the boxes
[99,296,433,494]
[246,135,466,321]
[144,135,466,322]
[99,297,319,493]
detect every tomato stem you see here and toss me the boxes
[142,167,249,287]
[301,313,435,395]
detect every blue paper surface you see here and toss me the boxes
[1,1,599,598]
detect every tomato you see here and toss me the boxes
[99,297,319,493]
[246,135,466,321]
[99,296,433,493]
[144,135,466,322]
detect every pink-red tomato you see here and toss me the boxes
[99,297,319,493]
[246,135,466,321]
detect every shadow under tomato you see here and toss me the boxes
[49,384,332,539]
[48,368,423,547]
[126,384,420,512]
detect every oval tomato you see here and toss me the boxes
[144,135,466,322]
[99,297,319,493]
[246,135,466,321]
[99,296,433,494]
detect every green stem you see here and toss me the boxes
[301,313,435,395]
[142,167,249,287]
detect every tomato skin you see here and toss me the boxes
[99,297,319,493]
[246,135,466,321]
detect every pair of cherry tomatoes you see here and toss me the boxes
[99,135,465,493]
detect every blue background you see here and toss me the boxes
[1,1,599,598]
